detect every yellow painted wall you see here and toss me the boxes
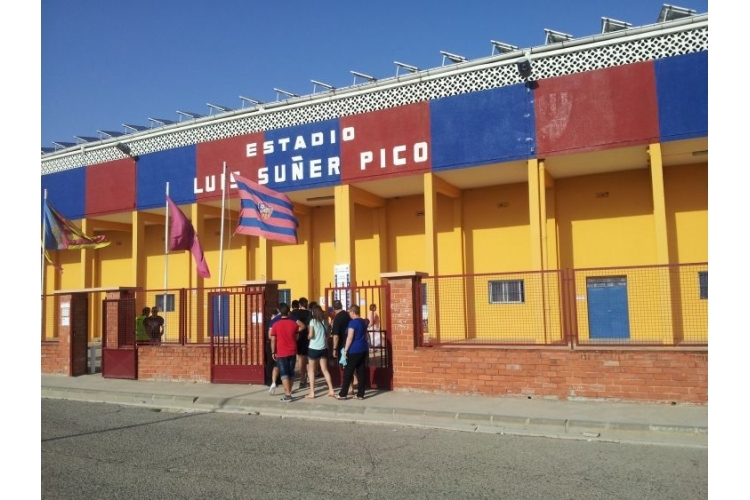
[353,203,381,286]
[571,263,707,344]
[270,232,307,298]
[425,271,564,344]
[462,183,531,273]
[386,195,426,272]
[556,169,657,268]
[436,194,463,275]
[97,232,132,288]
[664,163,708,263]
[310,205,335,301]
[674,264,708,342]
[42,156,707,344]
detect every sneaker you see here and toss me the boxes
[280,394,293,403]
[298,380,308,390]
[268,383,276,395]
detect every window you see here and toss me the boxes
[279,288,291,306]
[155,294,175,312]
[698,271,708,299]
[489,280,525,304]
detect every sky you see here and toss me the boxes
[40,0,710,149]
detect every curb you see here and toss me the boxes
[41,387,708,448]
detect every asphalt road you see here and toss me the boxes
[42,399,708,500]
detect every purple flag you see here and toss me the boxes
[167,196,211,278]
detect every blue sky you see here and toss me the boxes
[40,0,708,149]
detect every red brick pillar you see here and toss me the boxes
[381,272,427,389]
[50,293,74,376]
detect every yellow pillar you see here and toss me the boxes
[648,143,670,264]
[648,142,674,343]
[541,165,559,271]
[81,218,98,342]
[376,206,388,273]
[527,158,542,271]
[131,211,146,288]
[80,218,94,289]
[423,173,438,277]
[334,184,356,285]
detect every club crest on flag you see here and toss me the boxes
[257,201,273,220]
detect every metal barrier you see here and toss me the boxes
[419,263,708,348]
[325,281,392,390]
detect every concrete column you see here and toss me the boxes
[131,211,146,288]
[648,143,670,264]
[648,143,675,343]
[334,184,355,285]
[423,174,438,277]
[527,158,542,271]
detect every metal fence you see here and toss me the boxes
[419,262,708,348]
[41,286,261,345]
[41,263,708,350]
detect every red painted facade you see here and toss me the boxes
[85,158,136,216]
[535,62,660,155]
[340,102,432,182]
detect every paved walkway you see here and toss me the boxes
[41,373,707,448]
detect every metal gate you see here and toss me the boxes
[210,288,265,384]
[102,297,137,379]
[325,281,391,390]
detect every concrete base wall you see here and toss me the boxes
[392,347,707,404]
[42,342,68,375]
[137,345,211,382]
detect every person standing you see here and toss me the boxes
[367,303,381,349]
[135,307,150,343]
[270,303,300,403]
[290,297,311,391]
[331,299,356,395]
[336,304,369,400]
[266,307,282,394]
[146,306,164,345]
[304,304,335,398]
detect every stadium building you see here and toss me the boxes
[41,5,708,403]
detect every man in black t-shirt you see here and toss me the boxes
[330,299,356,395]
[290,297,311,390]
[146,307,165,345]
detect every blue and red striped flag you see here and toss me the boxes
[234,174,298,244]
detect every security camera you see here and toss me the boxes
[516,56,532,79]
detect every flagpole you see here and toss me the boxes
[164,182,170,305]
[219,162,227,290]
[41,188,48,295]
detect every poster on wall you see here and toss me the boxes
[333,264,351,309]
[60,302,70,327]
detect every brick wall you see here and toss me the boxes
[386,275,708,404]
[41,342,68,375]
[41,293,74,375]
[41,278,708,404]
[137,345,211,382]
